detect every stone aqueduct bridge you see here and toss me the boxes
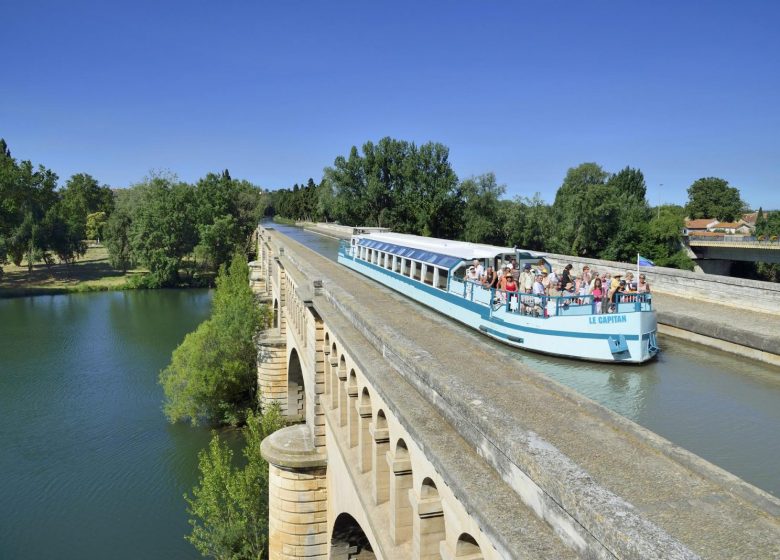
[250,226,780,560]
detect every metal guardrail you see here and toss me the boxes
[687,235,780,249]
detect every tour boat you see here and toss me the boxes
[337,230,659,363]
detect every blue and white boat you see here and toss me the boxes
[338,231,659,363]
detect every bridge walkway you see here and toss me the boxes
[653,293,780,363]
[281,231,780,559]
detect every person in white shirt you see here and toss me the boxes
[472,259,484,282]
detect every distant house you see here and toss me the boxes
[741,212,758,226]
[683,218,753,237]
[683,218,718,236]
[710,221,746,234]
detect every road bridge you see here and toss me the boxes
[684,237,780,274]
[251,226,780,560]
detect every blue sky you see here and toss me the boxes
[3,1,778,209]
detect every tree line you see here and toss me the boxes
[1,139,266,286]
[267,137,780,278]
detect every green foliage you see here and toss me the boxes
[129,174,198,287]
[505,194,552,251]
[549,163,614,256]
[271,137,462,238]
[185,406,285,560]
[460,173,506,245]
[685,177,745,221]
[160,254,264,426]
[86,211,108,240]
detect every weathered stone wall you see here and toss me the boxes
[544,253,780,314]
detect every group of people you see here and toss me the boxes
[465,258,651,315]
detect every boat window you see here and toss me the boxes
[437,268,448,290]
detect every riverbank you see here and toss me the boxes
[0,246,142,298]
[0,246,218,299]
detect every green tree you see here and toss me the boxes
[549,163,615,256]
[646,205,694,270]
[60,173,114,232]
[194,171,265,271]
[131,174,197,287]
[685,177,745,221]
[323,137,461,236]
[105,206,134,272]
[160,254,266,426]
[185,406,285,560]
[505,194,552,251]
[86,211,108,241]
[460,173,505,244]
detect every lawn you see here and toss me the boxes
[0,246,145,297]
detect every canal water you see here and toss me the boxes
[271,223,780,497]
[0,290,216,559]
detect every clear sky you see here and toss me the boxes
[3,1,778,209]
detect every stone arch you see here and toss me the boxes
[347,370,359,447]
[389,439,414,544]
[329,342,339,409]
[337,355,348,425]
[323,333,331,395]
[414,477,445,560]
[371,410,390,505]
[330,512,376,559]
[358,388,373,472]
[287,348,305,419]
[455,533,483,559]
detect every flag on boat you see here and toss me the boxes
[637,255,655,267]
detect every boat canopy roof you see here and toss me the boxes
[354,232,544,265]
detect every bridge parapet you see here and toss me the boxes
[256,226,780,560]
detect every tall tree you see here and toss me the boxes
[130,174,197,287]
[549,163,614,256]
[460,173,505,244]
[185,406,284,560]
[685,177,745,221]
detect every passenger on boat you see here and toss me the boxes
[483,266,497,289]
[603,273,618,314]
[472,259,484,280]
[532,274,545,296]
[581,265,592,286]
[591,277,604,314]
[541,270,551,295]
[589,269,599,291]
[520,263,534,294]
[625,271,637,292]
[561,264,574,288]
[504,270,518,310]
[607,276,624,313]
[637,273,651,293]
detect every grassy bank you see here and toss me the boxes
[0,246,145,298]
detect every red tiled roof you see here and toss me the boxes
[742,212,758,224]
[712,222,741,228]
[685,219,717,229]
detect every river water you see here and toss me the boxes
[271,223,780,498]
[0,290,215,559]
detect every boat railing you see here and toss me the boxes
[456,280,652,318]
